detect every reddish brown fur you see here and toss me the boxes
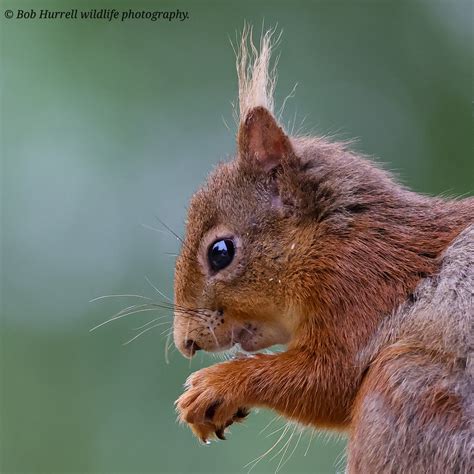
[173,103,473,471]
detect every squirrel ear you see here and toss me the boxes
[238,106,293,172]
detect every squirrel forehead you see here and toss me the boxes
[185,161,273,237]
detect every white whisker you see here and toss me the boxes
[245,422,291,472]
[90,307,160,332]
[123,321,170,345]
[272,425,297,474]
[144,275,173,303]
[133,317,168,331]
[304,428,315,456]
[164,331,173,364]
[277,426,303,472]
[208,326,221,351]
[270,423,295,464]
[141,223,169,235]
[265,424,286,439]
[89,294,152,303]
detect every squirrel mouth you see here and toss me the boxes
[233,325,261,352]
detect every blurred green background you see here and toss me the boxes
[1,0,472,473]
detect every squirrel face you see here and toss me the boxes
[174,108,300,358]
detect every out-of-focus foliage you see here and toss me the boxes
[1,1,472,472]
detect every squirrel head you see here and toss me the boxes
[174,106,304,358]
[174,28,305,358]
[172,27,393,359]
[172,27,468,359]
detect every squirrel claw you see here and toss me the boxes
[205,400,221,421]
[234,407,250,419]
[215,427,226,440]
[176,366,252,443]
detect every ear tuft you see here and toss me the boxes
[238,106,293,172]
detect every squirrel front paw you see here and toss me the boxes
[176,365,250,443]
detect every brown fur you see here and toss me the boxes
[172,35,473,473]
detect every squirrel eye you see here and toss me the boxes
[208,239,235,272]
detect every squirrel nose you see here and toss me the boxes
[184,339,201,357]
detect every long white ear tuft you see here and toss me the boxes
[236,24,280,124]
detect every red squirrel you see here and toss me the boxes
[173,28,473,473]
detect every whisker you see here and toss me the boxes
[155,215,184,244]
[154,301,209,318]
[143,222,198,264]
[271,423,296,468]
[164,331,173,364]
[113,300,209,324]
[168,306,207,317]
[133,317,168,331]
[90,306,161,332]
[107,302,157,317]
[265,424,287,439]
[144,276,173,303]
[160,327,173,337]
[259,414,281,436]
[208,326,221,351]
[164,252,199,265]
[304,428,315,457]
[89,294,152,303]
[334,438,348,473]
[141,223,170,235]
[123,321,170,345]
[277,426,303,472]
[245,422,291,472]
[154,216,200,265]
[165,309,209,326]
[152,307,199,323]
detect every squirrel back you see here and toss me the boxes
[350,225,473,473]
[359,223,473,368]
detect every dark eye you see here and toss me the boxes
[208,239,235,272]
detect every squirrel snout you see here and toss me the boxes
[182,339,202,358]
